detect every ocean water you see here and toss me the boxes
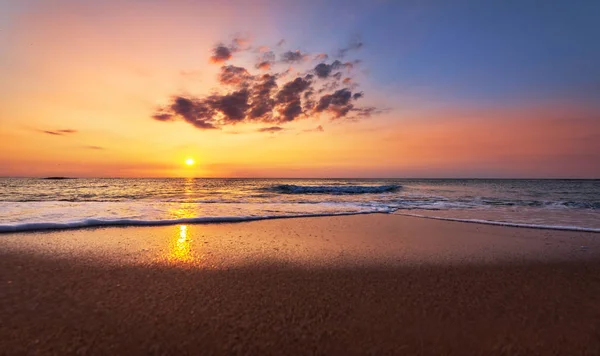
[0,178,598,232]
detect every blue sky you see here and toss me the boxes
[272,0,600,106]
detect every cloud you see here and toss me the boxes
[152,113,174,121]
[84,145,105,150]
[257,126,284,133]
[338,36,363,58]
[256,62,271,70]
[209,36,252,64]
[209,90,250,123]
[153,36,384,130]
[39,129,78,136]
[313,60,357,79]
[209,45,232,64]
[281,50,308,63]
[274,76,312,121]
[248,74,277,120]
[351,106,389,119]
[255,51,275,71]
[315,88,354,118]
[219,65,252,86]
[314,53,329,62]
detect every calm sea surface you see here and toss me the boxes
[0,178,598,232]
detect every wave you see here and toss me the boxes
[0,211,381,233]
[269,184,401,195]
[394,212,600,233]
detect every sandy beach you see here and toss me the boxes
[1,214,599,355]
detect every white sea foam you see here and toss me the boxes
[394,212,600,233]
[0,211,382,233]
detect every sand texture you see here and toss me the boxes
[1,214,599,355]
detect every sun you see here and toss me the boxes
[185,158,195,166]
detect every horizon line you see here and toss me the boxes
[1,176,598,180]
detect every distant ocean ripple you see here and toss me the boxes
[0,178,598,232]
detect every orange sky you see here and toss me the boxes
[1,0,599,178]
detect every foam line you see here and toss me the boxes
[0,211,386,233]
[394,212,600,233]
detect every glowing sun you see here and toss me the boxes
[185,158,195,166]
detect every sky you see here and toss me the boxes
[0,0,599,178]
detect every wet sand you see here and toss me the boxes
[1,214,599,354]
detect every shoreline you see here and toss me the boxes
[2,210,599,234]
[394,211,600,232]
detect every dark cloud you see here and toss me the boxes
[248,74,277,120]
[209,37,251,64]
[153,37,384,130]
[257,126,284,133]
[152,113,174,121]
[168,96,217,129]
[313,60,348,79]
[315,88,354,118]
[314,63,333,79]
[281,50,308,63]
[209,89,250,123]
[338,36,364,58]
[40,129,78,136]
[210,45,232,64]
[84,145,104,150]
[275,77,312,121]
[219,65,252,86]
[315,61,337,78]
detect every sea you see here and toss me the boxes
[0,178,598,232]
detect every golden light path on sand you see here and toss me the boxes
[165,225,202,266]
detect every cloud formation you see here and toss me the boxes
[209,36,250,64]
[257,126,284,133]
[153,36,383,131]
[281,50,308,63]
[209,45,232,64]
[40,129,78,136]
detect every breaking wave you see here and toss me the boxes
[269,184,401,195]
